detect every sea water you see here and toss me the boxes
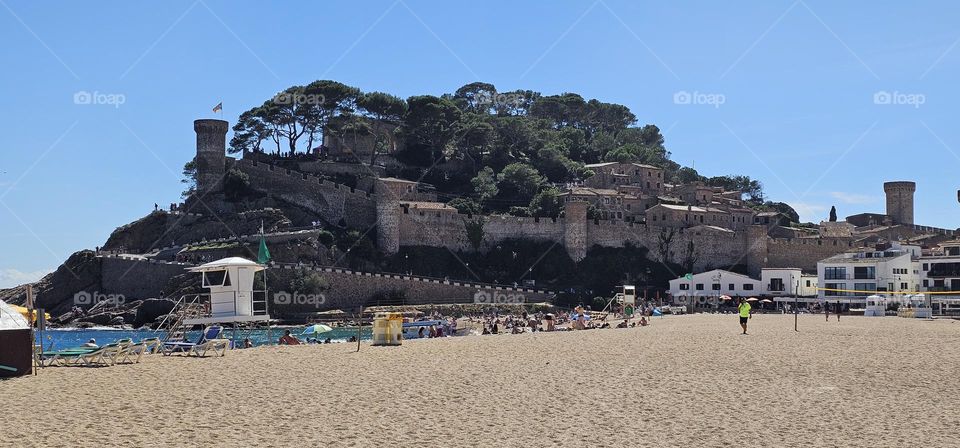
[35,326,372,350]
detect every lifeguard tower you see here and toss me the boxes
[620,285,637,316]
[183,257,271,326]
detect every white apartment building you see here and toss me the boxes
[760,268,818,297]
[919,240,960,297]
[816,242,921,302]
[669,269,761,301]
[669,268,818,301]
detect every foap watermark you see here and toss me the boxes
[74,291,126,306]
[873,90,925,108]
[673,90,725,108]
[473,289,525,304]
[474,92,526,109]
[273,290,326,307]
[271,91,325,106]
[73,90,126,108]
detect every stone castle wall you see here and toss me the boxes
[230,159,854,275]
[234,159,376,228]
[100,256,193,299]
[98,256,552,311]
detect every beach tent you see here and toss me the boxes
[0,300,33,377]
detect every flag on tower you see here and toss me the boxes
[212,102,222,113]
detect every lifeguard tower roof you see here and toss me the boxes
[188,257,265,272]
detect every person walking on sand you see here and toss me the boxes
[738,298,751,335]
[825,302,830,322]
[836,301,841,322]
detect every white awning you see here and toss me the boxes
[0,301,29,330]
[188,257,265,272]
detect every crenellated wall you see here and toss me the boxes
[229,157,855,275]
[234,159,377,228]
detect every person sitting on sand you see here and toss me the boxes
[243,338,253,348]
[639,316,648,327]
[429,325,437,338]
[617,320,628,328]
[83,338,98,348]
[279,330,301,345]
[482,326,490,335]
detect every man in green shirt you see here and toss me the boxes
[738,298,752,335]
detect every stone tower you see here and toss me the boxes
[375,181,401,254]
[884,181,916,225]
[194,119,229,194]
[563,200,589,261]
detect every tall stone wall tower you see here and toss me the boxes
[375,183,401,254]
[194,119,229,194]
[884,181,916,225]
[563,200,589,261]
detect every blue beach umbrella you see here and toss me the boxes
[302,324,333,336]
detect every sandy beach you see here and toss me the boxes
[5,314,960,447]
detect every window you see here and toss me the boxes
[853,283,876,296]
[901,282,908,290]
[712,283,721,291]
[695,284,704,291]
[743,284,754,291]
[923,263,928,271]
[728,283,735,290]
[769,278,785,292]
[824,267,846,280]
[923,279,929,287]
[202,270,230,287]
[679,284,690,290]
[854,266,875,279]
[805,280,811,287]
[824,283,844,296]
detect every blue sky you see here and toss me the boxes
[2,0,960,287]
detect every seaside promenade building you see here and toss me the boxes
[919,240,960,298]
[668,268,817,305]
[815,242,922,303]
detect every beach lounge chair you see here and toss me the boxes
[140,337,163,354]
[162,326,223,356]
[55,343,123,367]
[189,338,230,357]
[116,341,149,364]
[39,347,99,367]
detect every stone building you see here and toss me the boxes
[582,162,664,194]
[322,116,401,163]
[559,187,645,220]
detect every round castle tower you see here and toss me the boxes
[194,119,229,194]
[883,181,915,225]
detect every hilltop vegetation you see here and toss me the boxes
[224,80,795,219]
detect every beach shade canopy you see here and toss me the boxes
[9,304,50,323]
[760,299,773,303]
[746,298,759,302]
[719,295,733,301]
[302,324,333,335]
[0,301,29,330]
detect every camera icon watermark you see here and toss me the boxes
[271,92,325,106]
[475,92,526,110]
[74,291,126,306]
[73,91,126,109]
[673,90,725,109]
[473,289,525,304]
[873,90,925,109]
[273,290,326,307]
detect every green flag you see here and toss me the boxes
[257,221,270,264]
[258,236,270,264]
